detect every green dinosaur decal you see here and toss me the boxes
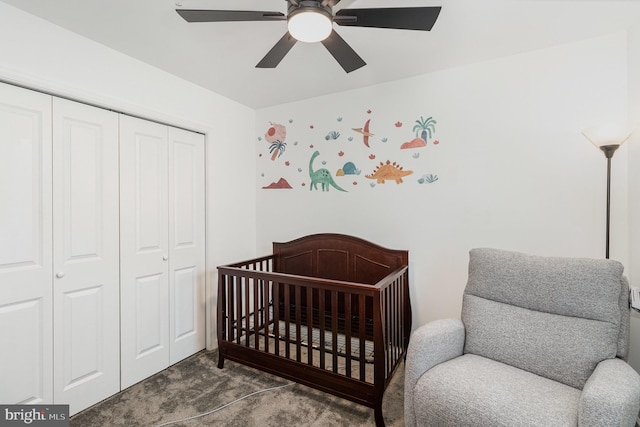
[309,151,346,192]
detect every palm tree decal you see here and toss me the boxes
[269,140,287,160]
[413,116,437,143]
[265,122,287,160]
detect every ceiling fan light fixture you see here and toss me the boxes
[287,8,332,43]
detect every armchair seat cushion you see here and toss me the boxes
[413,354,581,427]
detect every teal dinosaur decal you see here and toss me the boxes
[309,151,346,192]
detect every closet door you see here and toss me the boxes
[168,127,205,364]
[52,98,120,415]
[0,83,53,404]
[120,115,170,389]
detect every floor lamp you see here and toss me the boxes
[582,123,634,259]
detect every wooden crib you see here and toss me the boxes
[216,233,410,426]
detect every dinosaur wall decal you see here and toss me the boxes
[258,112,440,191]
[309,151,346,192]
[352,118,374,147]
[366,160,413,184]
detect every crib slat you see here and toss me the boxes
[234,276,241,343]
[245,276,250,347]
[383,285,389,375]
[385,286,391,375]
[263,279,270,353]
[331,291,338,373]
[273,280,280,356]
[391,280,397,370]
[228,275,234,342]
[344,292,352,378]
[359,294,366,381]
[307,287,314,366]
[319,290,325,370]
[284,283,291,360]
[383,286,389,375]
[394,277,401,366]
[391,284,396,374]
[295,284,302,362]
[253,276,259,350]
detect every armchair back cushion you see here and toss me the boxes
[462,248,626,390]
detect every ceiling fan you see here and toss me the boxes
[176,1,441,73]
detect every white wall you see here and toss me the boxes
[256,33,630,328]
[627,22,640,374]
[0,2,257,348]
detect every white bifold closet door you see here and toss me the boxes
[0,83,53,405]
[120,115,205,389]
[167,127,206,365]
[52,98,120,415]
[120,116,170,389]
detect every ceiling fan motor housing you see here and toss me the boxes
[287,1,333,22]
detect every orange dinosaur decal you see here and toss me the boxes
[366,161,413,184]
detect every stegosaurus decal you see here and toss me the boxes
[366,160,413,184]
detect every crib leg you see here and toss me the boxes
[374,405,385,427]
[217,351,225,369]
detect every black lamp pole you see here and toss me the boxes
[600,144,620,259]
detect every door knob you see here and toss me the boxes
[163,255,168,261]
[55,271,65,279]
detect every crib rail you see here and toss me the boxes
[217,255,410,393]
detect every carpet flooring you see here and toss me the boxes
[70,351,405,427]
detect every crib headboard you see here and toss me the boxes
[273,233,408,285]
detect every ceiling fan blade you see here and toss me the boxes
[335,7,441,31]
[321,30,366,73]
[256,32,298,68]
[176,9,284,23]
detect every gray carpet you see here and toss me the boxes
[70,351,405,426]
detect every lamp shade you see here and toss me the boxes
[582,122,634,148]
[287,9,332,43]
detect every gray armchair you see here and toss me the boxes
[405,248,640,427]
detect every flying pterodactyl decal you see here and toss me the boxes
[352,119,374,148]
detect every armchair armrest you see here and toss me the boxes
[404,318,465,427]
[578,358,640,427]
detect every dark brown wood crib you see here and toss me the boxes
[216,233,411,427]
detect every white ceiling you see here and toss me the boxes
[3,0,640,109]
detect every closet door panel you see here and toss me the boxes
[168,128,205,364]
[0,83,53,404]
[52,98,120,415]
[120,115,169,389]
